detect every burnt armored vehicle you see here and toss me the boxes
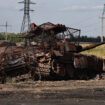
[23,22,105,80]
[0,22,105,83]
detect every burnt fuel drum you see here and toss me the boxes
[0,22,105,83]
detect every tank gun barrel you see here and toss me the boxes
[78,42,105,53]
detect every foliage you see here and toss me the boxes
[7,33,23,42]
[79,36,101,42]
[0,33,5,40]
[67,36,103,43]
[0,33,23,43]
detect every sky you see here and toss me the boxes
[0,0,105,37]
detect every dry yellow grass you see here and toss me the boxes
[81,44,105,59]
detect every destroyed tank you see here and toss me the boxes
[23,22,105,80]
[0,22,105,83]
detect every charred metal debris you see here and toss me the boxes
[0,22,105,83]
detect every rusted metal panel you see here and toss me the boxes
[74,56,88,69]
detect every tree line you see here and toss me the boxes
[0,33,104,43]
[79,36,102,43]
[67,36,104,43]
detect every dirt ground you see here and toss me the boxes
[0,80,105,105]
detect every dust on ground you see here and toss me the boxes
[0,80,105,105]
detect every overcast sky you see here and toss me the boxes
[0,0,105,37]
